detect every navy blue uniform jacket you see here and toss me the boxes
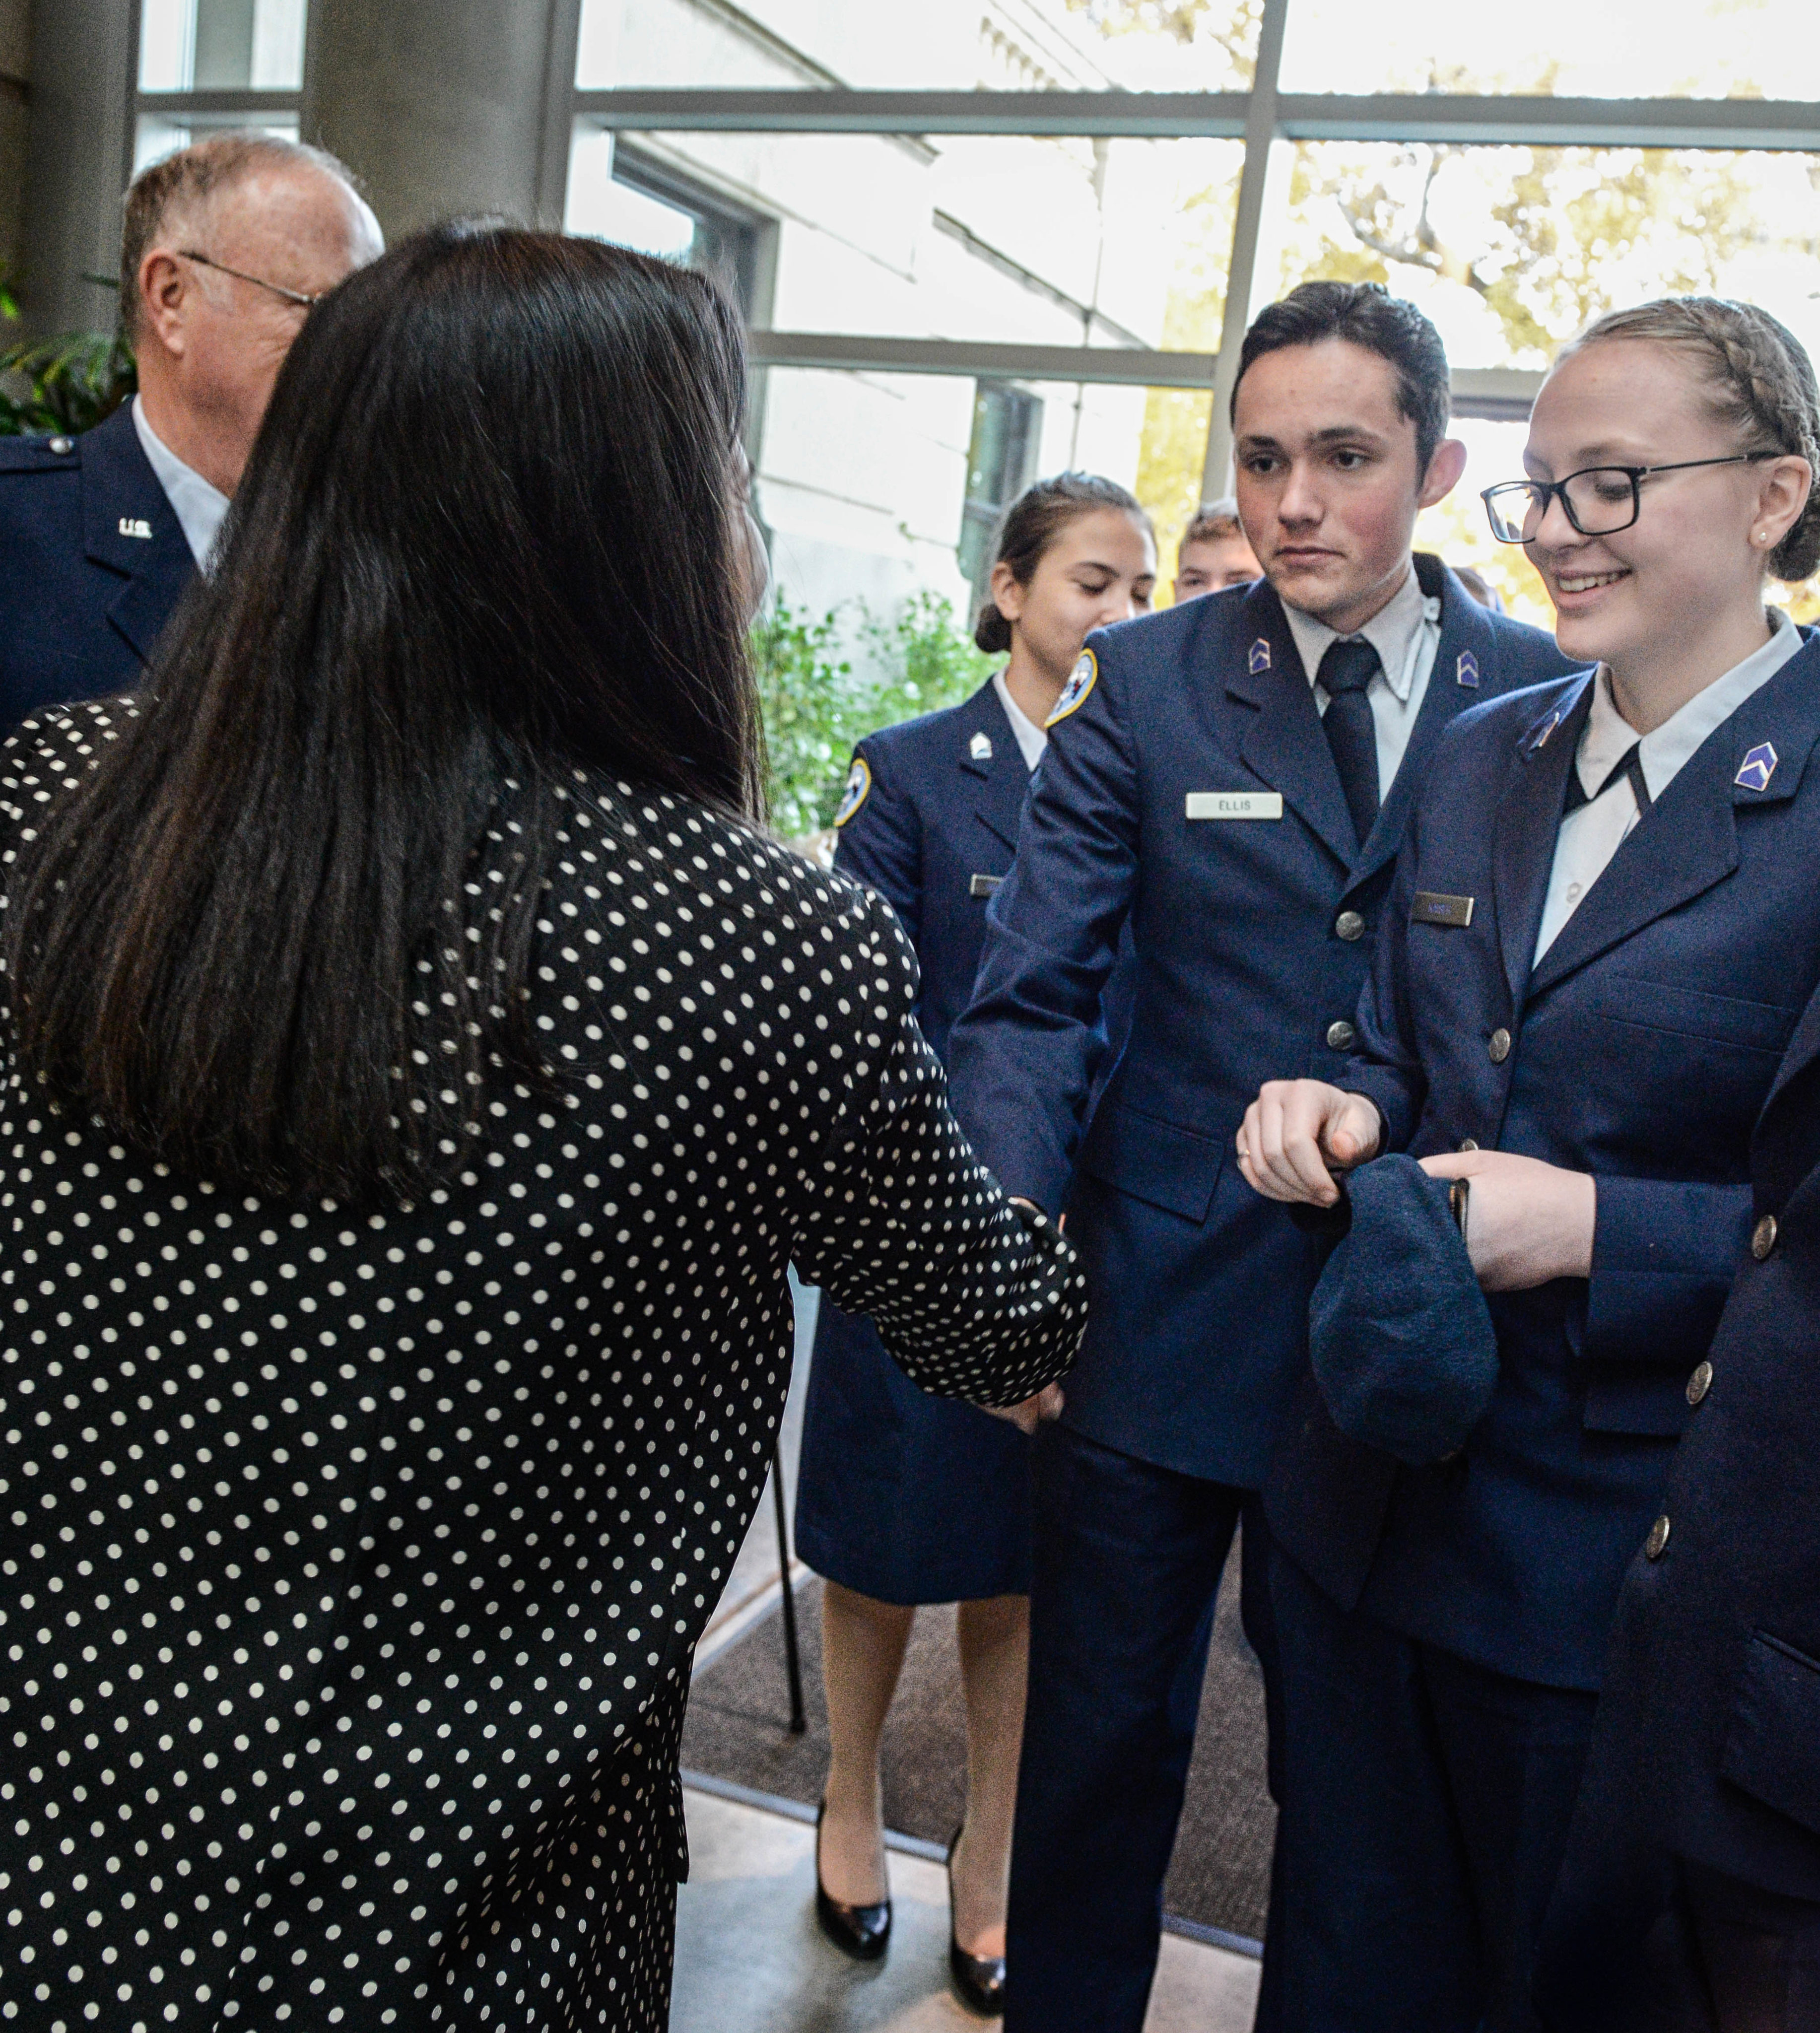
[794,677,1040,1604]
[1536,968,1820,2026]
[0,403,194,731]
[1272,632,1820,1692]
[946,555,1573,1486]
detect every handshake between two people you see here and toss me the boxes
[1235,1080,1597,1294]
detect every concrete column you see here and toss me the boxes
[303,0,581,240]
[17,0,136,335]
[0,0,29,284]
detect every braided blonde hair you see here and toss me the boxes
[1564,297,1820,583]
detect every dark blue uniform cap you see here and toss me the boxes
[1309,1153,1498,1466]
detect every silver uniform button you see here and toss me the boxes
[1488,1027,1512,1064]
[1645,1514,1672,1560]
[47,435,74,455]
[1752,1214,1778,1260]
[1458,1138,1479,1153]
[1326,1020,1356,1052]
[1686,1360,1713,1407]
[1335,909,1366,942]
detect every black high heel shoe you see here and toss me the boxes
[814,1800,891,1961]
[946,1823,1007,2017]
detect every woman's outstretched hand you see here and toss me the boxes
[1237,1080,1383,1207]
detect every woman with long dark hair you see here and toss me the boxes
[0,226,1084,2033]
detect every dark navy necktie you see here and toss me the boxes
[1562,741,1652,815]
[1317,636,1382,846]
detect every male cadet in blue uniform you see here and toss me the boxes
[0,131,380,730]
[944,280,1576,2033]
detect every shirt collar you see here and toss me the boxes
[1579,608,1803,802]
[132,395,230,571]
[1283,564,1436,705]
[991,670,1048,773]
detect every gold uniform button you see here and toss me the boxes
[1335,909,1366,942]
[1645,1515,1672,1561]
[1752,1214,1778,1260]
[1488,1027,1512,1064]
[1326,1020,1356,1052]
[1686,1360,1713,1407]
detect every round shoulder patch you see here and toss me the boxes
[1046,648,1098,728]
[833,754,872,827]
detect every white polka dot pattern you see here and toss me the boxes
[0,704,1086,2032]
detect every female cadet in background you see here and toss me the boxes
[0,227,1088,2033]
[796,473,1155,2012]
[1236,296,1820,2033]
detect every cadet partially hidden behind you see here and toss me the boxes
[0,130,380,730]
[1170,495,1262,601]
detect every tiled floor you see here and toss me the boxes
[675,1281,1264,2029]
[670,1785,1263,2033]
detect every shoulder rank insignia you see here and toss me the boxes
[970,730,993,761]
[1046,649,1097,728]
[1248,637,1272,674]
[1528,707,1564,753]
[1735,741,1779,794]
[118,517,154,540]
[1456,650,1480,688]
[833,755,872,827]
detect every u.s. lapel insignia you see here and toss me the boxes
[1735,741,1779,794]
[1046,649,1098,728]
[118,517,154,540]
[1456,650,1480,688]
[833,755,872,827]
[1248,638,1272,675]
[1529,707,1564,753]
[969,730,993,762]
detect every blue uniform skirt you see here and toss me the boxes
[794,1293,1034,1605]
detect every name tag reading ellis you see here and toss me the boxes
[1186,792,1283,821]
[1411,890,1475,929]
[969,874,1004,897]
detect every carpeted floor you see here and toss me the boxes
[681,1543,1275,1945]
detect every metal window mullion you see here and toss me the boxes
[1200,0,1290,497]
[568,86,1820,153]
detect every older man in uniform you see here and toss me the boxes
[0,131,381,729]
[945,281,1577,2032]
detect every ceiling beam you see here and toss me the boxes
[570,86,1820,152]
[744,331,1544,419]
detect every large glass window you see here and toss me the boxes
[138,0,309,92]
[1273,142,1820,374]
[566,132,770,322]
[959,382,1044,595]
[1279,0,1820,98]
[576,0,1260,91]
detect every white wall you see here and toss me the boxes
[569,0,1172,627]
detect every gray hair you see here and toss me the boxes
[120,131,367,339]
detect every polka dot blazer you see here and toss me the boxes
[0,704,1086,2033]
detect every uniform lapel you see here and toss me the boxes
[80,403,196,662]
[1352,556,1504,886]
[958,679,1030,853]
[1491,676,1595,1013]
[1224,579,1357,866]
[1529,640,1820,1001]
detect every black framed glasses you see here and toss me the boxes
[1481,453,1783,544]
[177,249,327,312]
